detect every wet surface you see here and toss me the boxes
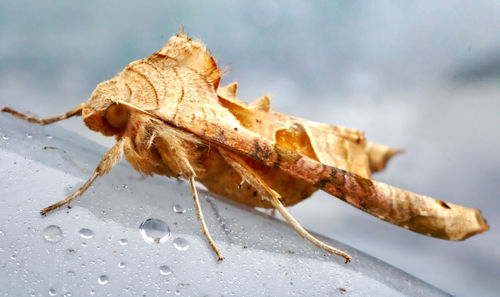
[0,114,450,296]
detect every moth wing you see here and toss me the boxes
[144,35,488,241]
[146,36,389,180]
[216,83,373,178]
[151,34,221,89]
[288,120,371,178]
[364,142,402,172]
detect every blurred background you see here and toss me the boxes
[0,1,499,296]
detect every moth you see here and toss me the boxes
[2,33,489,263]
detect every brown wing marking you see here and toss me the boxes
[168,114,488,241]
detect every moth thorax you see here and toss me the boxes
[105,103,129,128]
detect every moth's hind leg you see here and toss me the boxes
[41,138,125,215]
[1,103,85,125]
[189,176,224,261]
[218,147,352,263]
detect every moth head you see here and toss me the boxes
[83,79,131,136]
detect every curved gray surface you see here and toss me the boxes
[0,112,452,296]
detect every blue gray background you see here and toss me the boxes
[1,1,499,296]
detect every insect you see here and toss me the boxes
[2,33,489,263]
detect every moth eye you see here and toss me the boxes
[105,103,129,128]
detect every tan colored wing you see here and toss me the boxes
[153,34,221,89]
[216,82,375,178]
[144,35,488,241]
[151,95,488,241]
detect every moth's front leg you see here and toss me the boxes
[217,147,352,263]
[41,138,125,215]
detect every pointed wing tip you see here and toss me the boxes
[441,207,489,241]
[467,209,490,237]
[368,144,403,172]
[217,82,239,100]
[250,95,271,112]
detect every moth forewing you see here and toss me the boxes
[1,33,489,263]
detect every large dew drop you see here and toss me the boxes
[139,218,170,244]
[43,225,63,243]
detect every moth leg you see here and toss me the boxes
[218,147,352,263]
[1,104,85,125]
[40,138,125,215]
[154,124,223,260]
[189,176,224,261]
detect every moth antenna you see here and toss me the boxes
[115,100,161,119]
[1,104,85,126]
[116,100,200,142]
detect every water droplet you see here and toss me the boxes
[119,238,128,246]
[107,236,112,242]
[118,261,126,268]
[173,237,189,251]
[90,289,96,295]
[174,290,181,295]
[26,133,32,139]
[97,275,109,285]
[79,228,94,239]
[159,265,172,275]
[173,204,186,214]
[63,292,72,297]
[48,288,57,296]
[10,254,17,260]
[46,134,53,140]
[67,270,75,277]
[139,218,170,244]
[2,135,8,140]
[43,225,63,243]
